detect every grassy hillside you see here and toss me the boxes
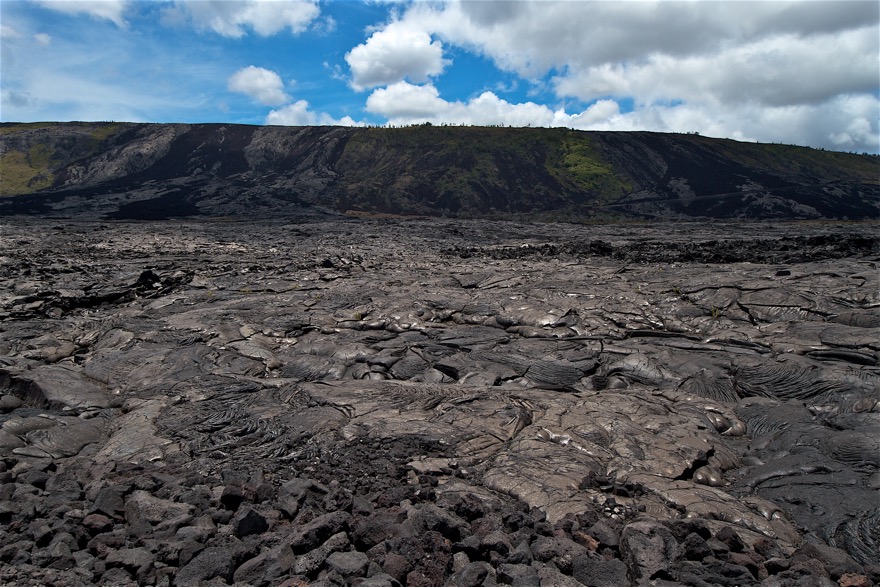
[695,135,879,183]
[335,125,631,215]
[0,122,125,195]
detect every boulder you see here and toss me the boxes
[619,521,681,584]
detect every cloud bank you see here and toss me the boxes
[266,100,361,127]
[167,0,321,38]
[346,0,880,152]
[34,0,129,27]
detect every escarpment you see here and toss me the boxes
[3,122,878,220]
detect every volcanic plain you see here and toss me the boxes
[0,216,877,587]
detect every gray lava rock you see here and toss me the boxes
[232,542,296,585]
[44,540,76,570]
[105,547,155,582]
[0,395,23,412]
[351,507,406,549]
[381,551,412,584]
[760,577,837,587]
[449,561,494,587]
[505,540,533,565]
[233,507,269,538]
[29,520,54,547]
[219,483,247,511]
[86,528,126,558]
[536,564,590,587]
[496,562,540,586]
[530,536,588,574]
[358,573,403,587]
[175,545,238,586]
[408,503,471,542]
[681,532,713,561]
[794,542,864,579]
[681,558,762,586]
[175,514,217,543]
[587,521,620,549]
[93,486,125,518]
[620,521,681,584]
[715,525,746,553]
[294,531,350,577]
[481,530,512,557]
[437,491,487,522]
[124,490,193,535]
[289,511,351,554]
[571,555,629,587]
[325,550,370,577]
[101,566,137,585]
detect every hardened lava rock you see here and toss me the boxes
[0,218,877,586]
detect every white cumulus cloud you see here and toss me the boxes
[34,0,129,27]
[365,81,621,129]
[34,33,51,46]
[346,21,449,91]
[399,0,879,89]
[227,66,290,106]
[366,82,449,120]
[1,24,22,39]
[552,27,879,108]
[265,100,362,126]
[364,81,879,154]
[169,0,320,38]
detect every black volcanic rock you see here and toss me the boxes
[289,511,352,554]
[0,217,877,587]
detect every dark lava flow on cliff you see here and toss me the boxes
[2,123,878,221]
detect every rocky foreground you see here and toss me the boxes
[0,218,878,587]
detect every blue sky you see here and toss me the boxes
[1,0,878,153]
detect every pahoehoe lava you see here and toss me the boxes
[0,217,878,587]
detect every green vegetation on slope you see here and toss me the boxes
[0,122,124,196]
[0,122,58,135]
[0,145,54,195]
[553,133,631,201]
[336,126,631,216]
[86,123,123,151]
[686,134,879,184]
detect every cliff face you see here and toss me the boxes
[1,122,877,220]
